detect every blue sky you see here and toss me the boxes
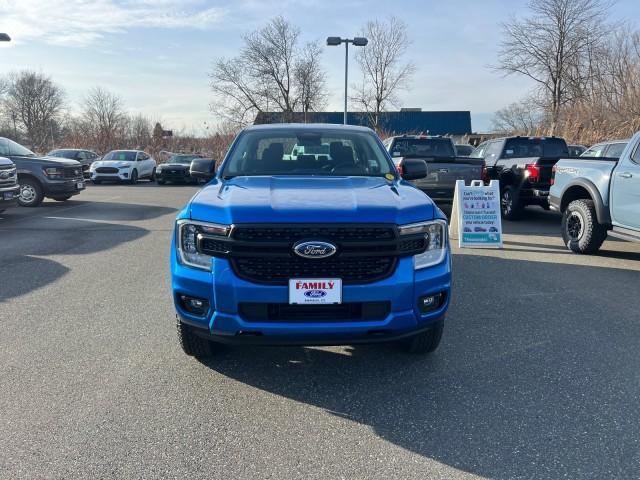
[1,0,639,134]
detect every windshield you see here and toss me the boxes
[169,155,199,165]
[0,138,35,157]
[503,138,569,158]
[221,129,394,178]
[103,151,137,162]
[455,144,474,156]
[48,150,76,158]
[390,138,455,158]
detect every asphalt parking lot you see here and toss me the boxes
[1,183,639,479]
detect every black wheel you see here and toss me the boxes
[129,169,138,185]
[92,179,101,185]
[561,199,607,254]
[52,195,72,202]
[149,168,156,182]
[176,317,213,358]
[18,178,44,207]
[501,185,524,221]
[157,179,165,185]
[401,320,444,354]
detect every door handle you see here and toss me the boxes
[619,172,633,179]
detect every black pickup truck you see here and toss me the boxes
[0,137,85,207]
[471,136,570,220]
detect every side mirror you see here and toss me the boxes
[401,158,428,180]
[190,158,216,181]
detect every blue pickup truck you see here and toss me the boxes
[171,124,451,357]
[550,132,640,254]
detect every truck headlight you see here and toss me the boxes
[399,219,448,270]
[176,219,231,271]
[43,167,65,179]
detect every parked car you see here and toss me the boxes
[0,137,85,207]
[172,124,451,358]
[550,131,640,254]
[579,140,629,160]
[0,156,19,213]
[47,149,99,178]
[455,144,475,157]
[156,154,203,185]
[568,144,587,158]
[382,135,484,205]
[472,135,569,220]
[90,150,156,184]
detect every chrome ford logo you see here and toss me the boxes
[293,240,337,259]
[304,290,327,298]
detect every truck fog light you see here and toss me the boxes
[179,295,209,316]
[418,292,445,313]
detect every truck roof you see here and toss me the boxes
[245,123,374,133]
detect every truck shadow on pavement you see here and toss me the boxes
[201,254,640,478]
[0,201,177,302]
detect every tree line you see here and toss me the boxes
[209,15,414,130]
[493,0,640,144]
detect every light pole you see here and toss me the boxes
[0,33,11,42]
[326,36,368,125]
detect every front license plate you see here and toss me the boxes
[289,278,342,305]
[77,182,85,189]
[3,191,13,200]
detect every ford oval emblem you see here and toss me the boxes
[293,240,337,259]
[304,290,327,298]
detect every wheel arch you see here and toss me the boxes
[560,179,611,225]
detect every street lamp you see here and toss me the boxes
[326,36,368,125]
[0,33,11,42]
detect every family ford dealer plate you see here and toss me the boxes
[288,279,342,305]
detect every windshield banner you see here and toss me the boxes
[449,180,503,249]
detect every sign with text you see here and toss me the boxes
[449,180,503,249]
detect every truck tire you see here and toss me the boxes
[501,185,523,221]
[157,179,165,185]
[562,199,607,254]
[176,317,213,358]
[402,320,444,354]
[52,195,72,202]
[18,177,44,207]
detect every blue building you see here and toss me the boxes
[254,110,472,136]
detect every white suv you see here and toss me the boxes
[90,150,156,184]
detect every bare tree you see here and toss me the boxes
[82,87,126,153]
[3,71,65,149]
[496,0,609,134]
[351,17,415,128]
[294,42,327,118]
[492,97,544,134]
[209,16,327,126]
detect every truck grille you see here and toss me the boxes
[96,167,119,174]
[64,166,83,178]
[232,256,397,284]
[0,166,17,187]
[197,223,427,285]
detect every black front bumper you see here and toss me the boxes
[43,179,85,197]
[180,313,444,346]
[158,170,193,183]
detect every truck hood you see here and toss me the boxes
[189,176,437,224]
[10,155,81,167]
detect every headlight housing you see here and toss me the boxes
[43,167,65,179]
[176,219,231,271]
[399,219,448,270]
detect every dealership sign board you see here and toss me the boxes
[449,180,503,248]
